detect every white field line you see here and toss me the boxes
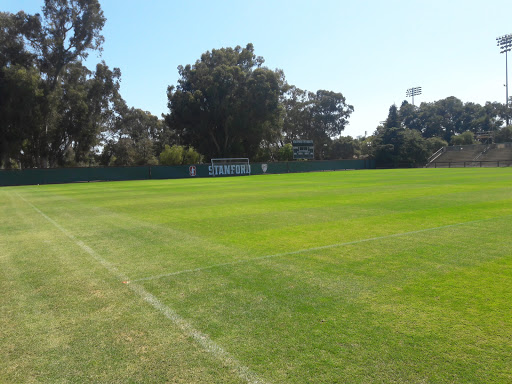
[28,190,252,262]
[132,214,512,283]
[15,192,268,384]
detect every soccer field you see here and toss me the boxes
[1,168,512,383]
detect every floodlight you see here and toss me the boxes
[497,33,512,125]
[406,87,422,105]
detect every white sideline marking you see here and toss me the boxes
[16,193,267,384]
[132,214,512,283]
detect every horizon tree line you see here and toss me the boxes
[1,0,511,170]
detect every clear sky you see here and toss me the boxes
[4,0,512,138]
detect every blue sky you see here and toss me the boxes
[4,0,512,138]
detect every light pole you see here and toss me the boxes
[406,87,422,106]
[497,33,512,126]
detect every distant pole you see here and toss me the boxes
[406,87,422,106]
[497,33,512,125]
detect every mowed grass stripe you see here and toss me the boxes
[9,185,256,280]
[131,213,512,282]
[10,168,512,276]
[145,216,512,383]
[10,191,268,384]
[1,190,250,383]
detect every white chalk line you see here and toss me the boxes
[15,192,268,384]
[132,214,512,283]
[25,189,254,266]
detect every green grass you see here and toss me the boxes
[1,168,512,383]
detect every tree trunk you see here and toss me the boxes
[208,128,221,157]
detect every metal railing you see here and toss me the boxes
[427,147,446,163]
[427,160,512,168]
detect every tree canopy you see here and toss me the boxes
[280,86,354,157]
[166,44,282,160]
[165,45,355,161]
[366,98,510,166]
[0,1,117,168]
[4,1,510,170]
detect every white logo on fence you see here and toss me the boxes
[262,164,268,173]
[208,164,251,176]
[189,166,197,177]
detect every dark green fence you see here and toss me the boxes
[0,159,375,187]
[251,159,374,175]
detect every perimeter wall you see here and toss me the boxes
[0,159,375,187]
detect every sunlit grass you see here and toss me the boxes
[1,168,511,383]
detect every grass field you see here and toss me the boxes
[1,168,512,383]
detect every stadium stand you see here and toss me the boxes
[426,143,512,168]
[478,145,512,162]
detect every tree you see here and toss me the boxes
[278,143,293,161]
[482,102,506,132]
[495,126,512,143]
[398,128,430,166]
[158,144,201,165]
[159,144,183,166]
[434,97,466,141]
[1,1,109,168]
[0,11,38,69]
[0,65,44,168]
[380,98,509,145]
[183,146,202,164]
[414,97,503,140]
[425,137,448,154]
[370,125,432,166]
[100,108,164,167]
[371,126,403,165]
[451,131,475,146]
[398,100,421,131]
[384,104,400,129]
[111,108,165,165]
[166,44,281,160]
[38,0,107,167]
[281,86,354,158]
[15,61,122,168]
[281,85,309,140]
[110,138,136,166]
[36,0,106,89]
[359,136,374,159]
[0,11,42,168]
[330,136,360,159]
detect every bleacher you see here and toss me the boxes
[426,143,512,168]
[478,147,512,162]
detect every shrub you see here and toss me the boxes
[159,145,202,165]
[451,131,475,145]
[278,143,293,161]
[159,145,184,165]
[183,147,202,164]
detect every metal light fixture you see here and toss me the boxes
[406,87,422,106]
[497,33,512,125]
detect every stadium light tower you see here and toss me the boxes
[406,87,422,106]
[497,33,512,126]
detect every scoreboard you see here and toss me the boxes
[292,140,314,160]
